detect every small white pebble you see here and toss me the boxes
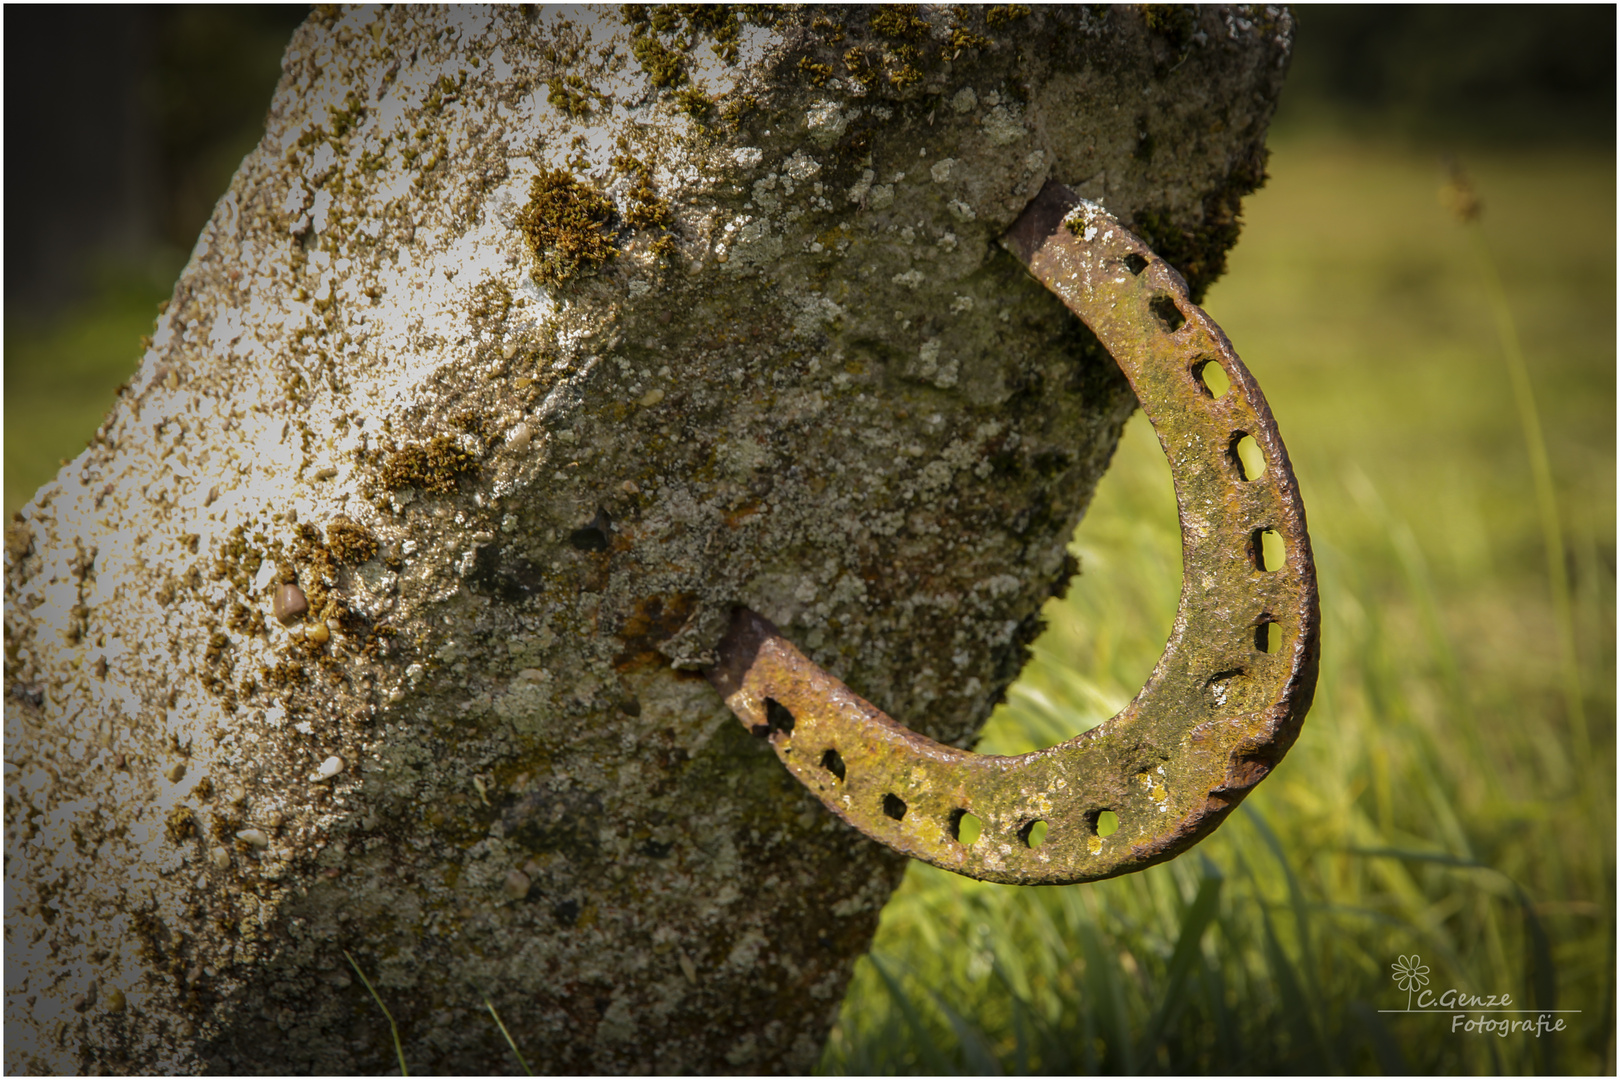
[621,479,640,494]
[638,388,665,407]
[313,755,345,781]
[508,422,532,452]
[501,342,517,359]
[236,828,270,849]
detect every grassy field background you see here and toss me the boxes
[4,77,1613,1080]
[818,136,1616,1074]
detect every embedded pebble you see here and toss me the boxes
[503,869,532,900]
[104,988,126,1014]
[507,422,532,452]
[236,828,270,848]
[306,620,331,644]
[273,583,308,624]
[162,762,186,784]
[209,847,231,870]
[313,755,345,781]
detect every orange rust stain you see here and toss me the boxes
[613,592,697,672]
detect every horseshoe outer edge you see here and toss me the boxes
[705,181,1320,886]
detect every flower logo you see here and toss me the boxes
[1392,954,1431,1011]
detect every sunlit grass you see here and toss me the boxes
[822,137,1615,1075]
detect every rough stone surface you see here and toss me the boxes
[4,5,1290,1073]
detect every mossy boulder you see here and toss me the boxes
[4,4,1290,1073]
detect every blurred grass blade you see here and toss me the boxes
[1144,871,1223,1051]
[484,997,533,1076]
[1449,165,1589,797]
[921,984,1002,1075]
[1076,920,1135,1074]
[1349,1001,1410,1075]
[869,955,956,1074]
[344,950,408,1076]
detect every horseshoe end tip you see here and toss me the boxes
[703,607,777,698]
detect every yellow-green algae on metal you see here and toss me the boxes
[707,182,1319,885]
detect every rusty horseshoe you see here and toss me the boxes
[705,182,1320,885]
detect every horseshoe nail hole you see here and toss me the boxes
[1096,811,1120,837]
[882,793,907,821]
[949,809,983,845]
[1252,528,1285,572]
[1194,359,1231,398]
[1019,820,1049,848]
[1204,668,1244,708]
[1150,293,1186,333]
[1255,620,1282,654]
[764,697,795,735]
[1231,434,1265,480]
[820,748,846,782]
[1123,252,1148,275]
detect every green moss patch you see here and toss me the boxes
[518,169,620,285]
[547,74,598,119]
[870,4,932,40]
[379,436,479,493]
[326,517,380,564]
[984,5,1032,28]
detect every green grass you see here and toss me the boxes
[820,137,1615,1075]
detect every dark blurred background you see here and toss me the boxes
[5,5,308,312]
[3,5,1614,315]
[1277,5,1616,142]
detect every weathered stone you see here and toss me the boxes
[3,4,1290,1073]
